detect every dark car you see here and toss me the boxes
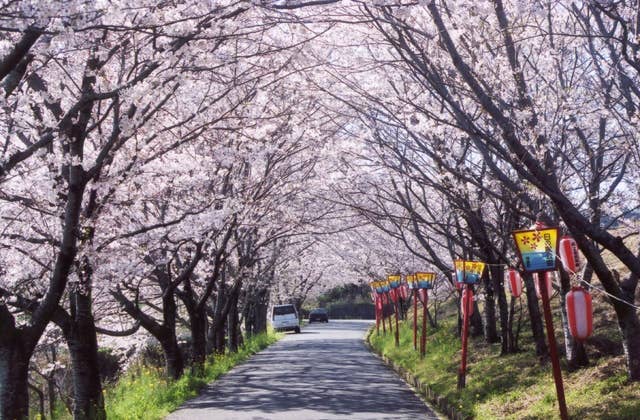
[308,308,329,323]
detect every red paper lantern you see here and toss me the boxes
[461,288,474,317]
[418,288,428,302]
[534,272,554,299]
[531,221,548,230]
[566,286,593,341]
[400,283,409,300]
[390,289,399,304]
[375,294,383,311]
[506,268,522,298]
[559,236,581,274]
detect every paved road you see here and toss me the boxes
[167,320,440,420]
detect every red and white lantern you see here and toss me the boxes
[390,288,399,304]
[375,294,383,311]
[531,220,548,230]
[418,288,428,303]
[566,286,593,341]
[400,283,409,300]
[382,293,389,305]
[534,272,554,299]
[506,268,523,298]
[559,236,581,274]
[461,288,474,317]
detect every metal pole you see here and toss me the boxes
[539,275,569,420]
[458,284,470,389]
[413,290,418,350]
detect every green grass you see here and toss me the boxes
[370,314,640,419]
[104,331,280,420]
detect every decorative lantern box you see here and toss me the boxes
[416,272,435,289]
[454,260,486,284]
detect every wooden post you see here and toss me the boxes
[375,294,380,335]
[539,276,569,420]
[382,296,387,334]
[394,293,400,347]
[413,290,418,350]
[458,285,470,389]
[420,290,428,358]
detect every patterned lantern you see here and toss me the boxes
[388,274,401,289]
[534,272,554,299]
[406,274,416,289]
[416,272,435,289]
[454,260,486,284]
[461,288,474,317]
[559,236,581,274]
[566,286,593,341]
[506,268,522,298]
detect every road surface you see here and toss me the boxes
[167,320,440,420]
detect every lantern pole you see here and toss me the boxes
[458,283,470,389]
[386,293,392,335]
[420,290,428,358]
[413,289,418,350]
[382,295,387,334]
[394,289,400,347]
[375,294,380,335]
[539,275,569,420]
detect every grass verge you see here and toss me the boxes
[104,331,280,419]
[369,315,640,419]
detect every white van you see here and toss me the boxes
[271,304,300,333]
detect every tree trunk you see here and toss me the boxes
[0,305,31,420]
[206,296,217,354]
[255,288,269,334]
[491,265,513,354]
[470,298,483,337]
[0,339,30,419]
[483,275,499,343]
[522,273,548,358]
[618,305,640,379]
[190,310,208,368]
[159,335,184,380]
[243,292,255,338]
[228,289,239,353]
[214,324,226,354]
[212,282,227,354]
[66,288,105,420]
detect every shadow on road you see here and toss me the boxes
[169,320,435,419]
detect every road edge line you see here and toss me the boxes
[364,327,469,420]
